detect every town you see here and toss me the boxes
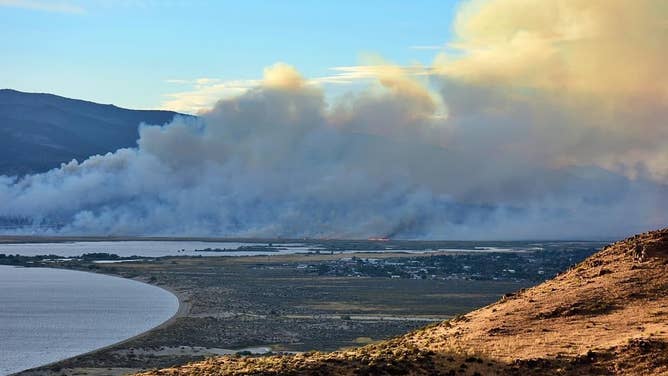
[293,246,600,282]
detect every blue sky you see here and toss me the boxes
[0,0,461,112]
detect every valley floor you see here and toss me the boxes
[12,251,539,376]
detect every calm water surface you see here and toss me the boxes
[0,240,523,258]
[0,240,312,257]
[0,266,178,375]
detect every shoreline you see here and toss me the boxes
[0,235,606,245]
[10,267,188,376]
[6,242,576,375]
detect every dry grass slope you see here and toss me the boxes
[138,228,668,375]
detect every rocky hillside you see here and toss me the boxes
[139,228,668,375]
[0,89,186,176]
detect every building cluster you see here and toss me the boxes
[296,247,597,282]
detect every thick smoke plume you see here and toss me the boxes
[0,0,666,239]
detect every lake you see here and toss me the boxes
[0,240,525,258]
[0,240,312,258]
[0,266,178,375]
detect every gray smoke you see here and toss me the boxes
[0,64,665,239]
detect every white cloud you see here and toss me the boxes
[161,78,260,114]
[0,0,85,14]
[409,45,445,50]
[162,65,434,113]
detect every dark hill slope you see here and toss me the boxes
[0,89,186,176]
[140,228,668,375]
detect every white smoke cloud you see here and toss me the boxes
[1,0,667,239]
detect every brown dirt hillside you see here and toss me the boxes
[138,228,668,376]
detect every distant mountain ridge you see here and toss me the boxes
[0,89,187,176]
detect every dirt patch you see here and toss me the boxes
[537,299,618,319]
